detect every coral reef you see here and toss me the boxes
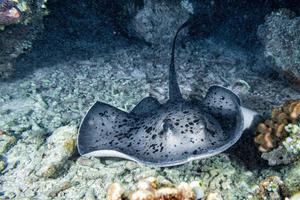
[257,9,300,89]
[0,0,47,79]
[255,99,300,152]
[257,176,287,200]
[255,99,300,165]
[107,177,203,200]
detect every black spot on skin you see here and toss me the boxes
[118,123,126,128]
[193,119,200,123]
[193,150,197,155]
[160,146,164,152]
[153,149,159,153]
[152,134,157,140]
[146,127,153,133]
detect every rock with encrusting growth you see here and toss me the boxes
[107,177,202,200]
[257,176,287,200]
[0,159,6,172]
[205,192,223,200]
[283,161,300,195]
[107,183,125,200]
[261,145,296,166]
[127,0,190,45]
[0,130,16,154]
[257,9,300,89]
[36,125,77,178]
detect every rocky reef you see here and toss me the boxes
[0,0,47,79]
[126,0,190,45]
[258,9,300,89]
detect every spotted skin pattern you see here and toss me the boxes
[77,16,245,166]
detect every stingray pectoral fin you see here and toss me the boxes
[77,101,130,155]
[203,85,242,117]
[130,96,161,116]
[203,85,243,141]
[241,106,262,131]
[204,85,241,106]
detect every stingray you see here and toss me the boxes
[77,17,260,167]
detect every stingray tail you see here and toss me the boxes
[169,15,202,101]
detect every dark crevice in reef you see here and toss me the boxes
[12,0,139,80]
[15,1,300,60]
[11,0,300,81]
[189,0,300,50]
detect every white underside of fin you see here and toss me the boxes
[83,150,140,163]
[241,106,259,131]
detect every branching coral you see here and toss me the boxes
[254,99,300,152]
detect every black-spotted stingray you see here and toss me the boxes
[77,17,260,167]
